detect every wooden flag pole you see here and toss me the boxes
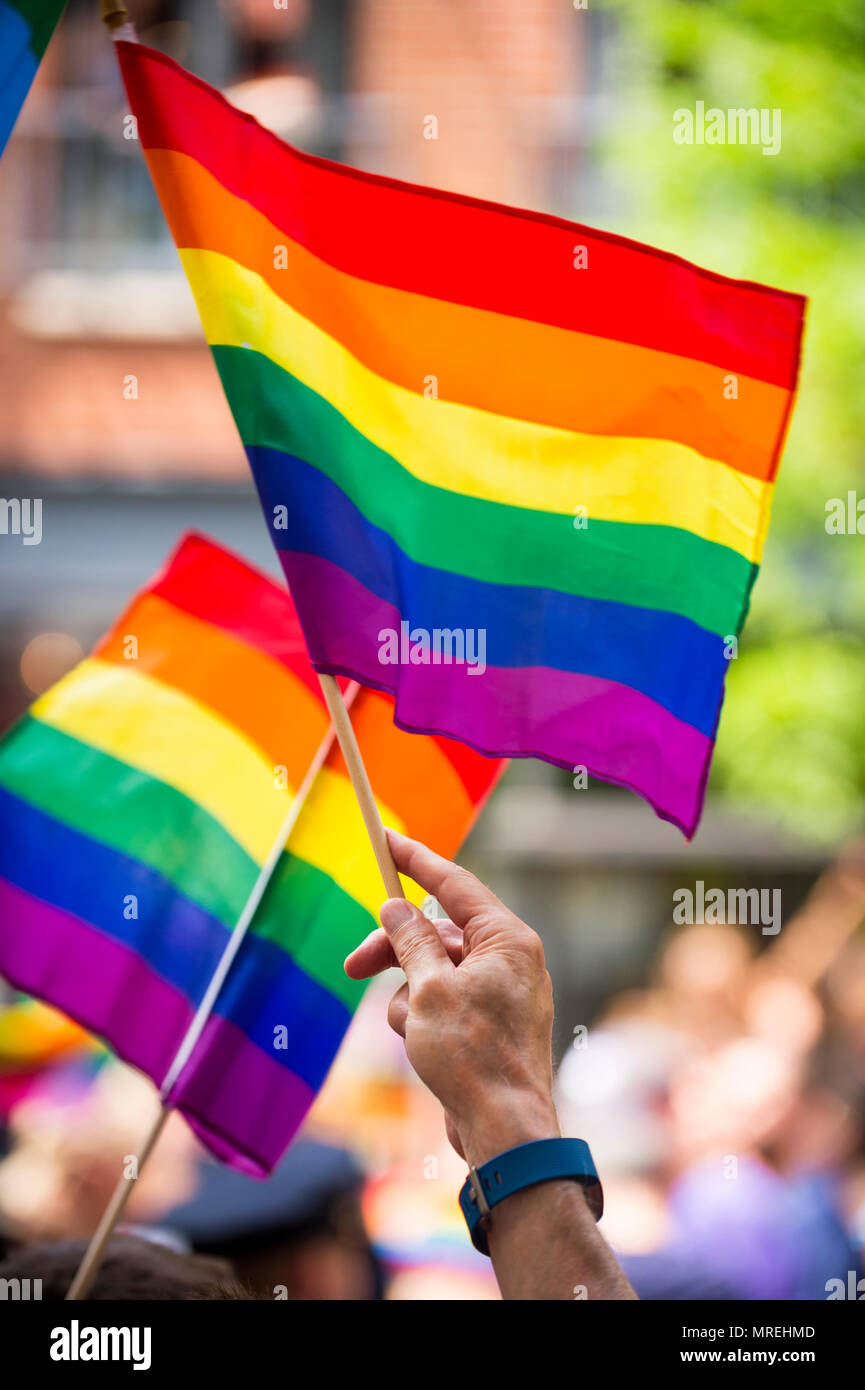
[72,4,396,1306]
[99,0,131,32]
[161,682,360,1098]
[66,684,359,1300]
[65,1103,169,1301]
[316,674,404,899]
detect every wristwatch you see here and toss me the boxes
[458,1137,603,1255]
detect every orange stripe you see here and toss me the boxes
[94,593,329,786]
[326,689,474,853]
[430,731,503,805]
[145,147,788,483]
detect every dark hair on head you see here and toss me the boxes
[0,1235,254,1300]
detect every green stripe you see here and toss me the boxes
[0,716,369,1008]
[255,854,370,1011]
[0,716,254,925]
[5,0,65,59]
[213,345,755,639]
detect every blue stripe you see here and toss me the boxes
[0,3,39,157]
[249,445,726,737]
[0,787,350,1089]
[212,935,351,1090]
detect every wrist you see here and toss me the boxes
[458,1134,604,1260]
[457,1089,560,1168]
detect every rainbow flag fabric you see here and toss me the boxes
[0,0,65,157]
[0,997,91,1072]
[117,42,805,837]
[0,534,503,1174]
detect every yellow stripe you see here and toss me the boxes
[31,659,416,915]
[182,248,770,563]
[287,765,423,917]
[32,659,298,866]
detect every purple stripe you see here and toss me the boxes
[0,879,313,1174]
[0,877,190,1082]
[168,1013,315,1177]
[280,551,712,836]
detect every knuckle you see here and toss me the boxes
[519,928,547,968]
[445,863,481,896]
[386,990,407,1036]
[411,974,449,1013]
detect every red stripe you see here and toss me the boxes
[430,731,506,807]
[117,42,805,389]
[140,531,326,704]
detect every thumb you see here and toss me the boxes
[379,898,451,984]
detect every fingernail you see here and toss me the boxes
[380,897,414,933]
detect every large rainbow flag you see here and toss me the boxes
[0,534,503,1173]
[117,42,805,838]
[0,0,65,157]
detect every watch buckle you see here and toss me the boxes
[467,1165,491,1221]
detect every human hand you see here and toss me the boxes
[344,828,560,1167]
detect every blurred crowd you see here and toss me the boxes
[1,840,863,1300]
[557,839,865,1300]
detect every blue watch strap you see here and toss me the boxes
[459,1137,603,1256]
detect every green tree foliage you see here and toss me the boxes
[595,0,865,840]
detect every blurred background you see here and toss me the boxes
[0,0,863,1299]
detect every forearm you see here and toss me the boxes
[485,1180,638,1300]
[365,838,637,1299]
[459,1093,638,1302]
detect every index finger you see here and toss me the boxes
[345,917,465,980]
[385,828,504,930]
